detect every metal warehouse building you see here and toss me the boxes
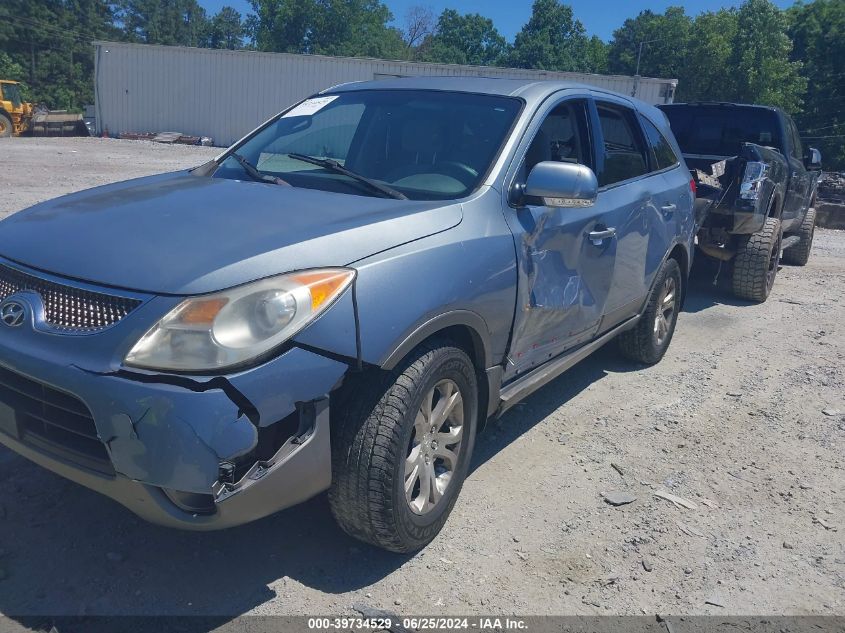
[93,41,678,147]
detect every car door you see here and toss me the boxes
[782,116,810,231]
[502,95,618,381]
[591,99,674,332]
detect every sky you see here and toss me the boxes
[200,0,795,42]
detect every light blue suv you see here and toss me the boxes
[0,77,694,552]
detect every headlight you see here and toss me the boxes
[739,161,767,200]
[125,268,355,371]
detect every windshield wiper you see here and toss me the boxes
[231,153,289,186]
[287,153,407,200]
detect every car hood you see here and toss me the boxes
[0,171,462,295]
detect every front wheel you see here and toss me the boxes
[618,257,683,365]
[0,114,12,138]
[329,341,478,553]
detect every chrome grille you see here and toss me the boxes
[0,263,141,332]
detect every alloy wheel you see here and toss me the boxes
[653,276,676,348]
[404,379,464,515]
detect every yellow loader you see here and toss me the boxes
[0,80,33,137]
[1,80,87,137]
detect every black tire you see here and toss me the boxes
[0,114,12,138]
[329,341,478,553]
[781,207,816,266]
[731,216,782,302]
[618,257,682,365]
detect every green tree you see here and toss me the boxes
[509,0,593,72]
[0,52,25,81]
[309,0,405,58]
[207,6,245,49]
[247,0,404,58]
[119,0,210,47]
[607,7,692,79]
[0,0,119,110]
[248,0,314,52]
[422,9,509,66]
[675,9,738,101]
[788,0,845,169]
[583,35,608,74]
[725,0,805,111]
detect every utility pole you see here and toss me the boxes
[633,38,663,97]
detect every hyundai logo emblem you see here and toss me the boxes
[0,300,26,327]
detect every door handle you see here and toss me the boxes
[588,227,616,246]
[661,203,677,215]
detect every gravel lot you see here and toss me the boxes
[0,137,842,619]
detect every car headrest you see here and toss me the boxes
[401,119,445,155]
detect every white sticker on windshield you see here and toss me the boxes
[282,95,339,118]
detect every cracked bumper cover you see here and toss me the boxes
[0,343,349,530]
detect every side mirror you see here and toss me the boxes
[805,147,822,170]
[523,161,598,207]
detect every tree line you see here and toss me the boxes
[0,0,842,168]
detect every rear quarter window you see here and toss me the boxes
[641,117,679,171]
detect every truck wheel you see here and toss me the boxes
[618,257,682,365]
[731,217,782,302]
[781,207,816,266]
[329,341,478,553]
[0,114,12,137]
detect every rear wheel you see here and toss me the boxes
[732,217,782,302]
[329,341,478,553]
[781,207,816,266]
[0,114,12,138]
[618,257,682,365]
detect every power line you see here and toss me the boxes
[3,14,102,43]
[800,123,845,133]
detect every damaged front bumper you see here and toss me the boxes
[0,322,350,529]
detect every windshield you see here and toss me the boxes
[1,83,22,108]
[660,105,782,157]
[213,90,522,201]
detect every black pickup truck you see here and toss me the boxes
[658,102,821,302]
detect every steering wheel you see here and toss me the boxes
[385,161,479,188]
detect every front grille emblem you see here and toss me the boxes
[0,300,25,327]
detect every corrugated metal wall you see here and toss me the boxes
[94,41,677,147]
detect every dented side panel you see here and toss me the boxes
[502,203,613,379]
[89,377,251,492]
[227,347,348,427]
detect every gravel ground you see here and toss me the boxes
[0,137,842,619]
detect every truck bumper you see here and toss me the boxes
[704,202,768,235]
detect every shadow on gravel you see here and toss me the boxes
[0,450,411,620]
[0,349,629,624]
[681,257,760,313]
[471,343,629,471]
[0,264,737,625]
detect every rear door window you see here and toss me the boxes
[787,117,803,161]
[595,103,650,187]
[641,117,679,171]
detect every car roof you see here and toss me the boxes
[660,102,782,114]
[323,76,668,123]
[325,75,577,97]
